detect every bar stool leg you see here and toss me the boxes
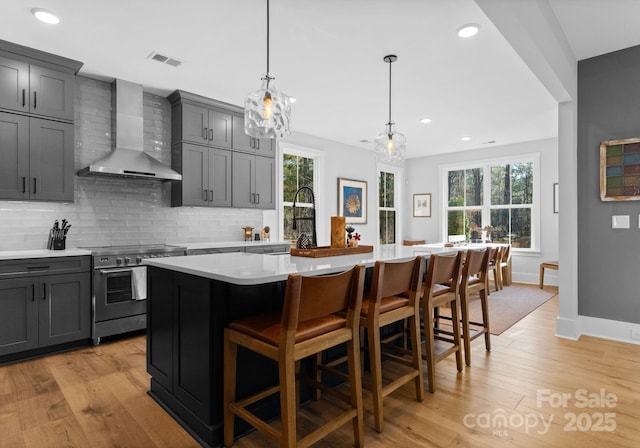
[409,313,425,401]
[460,290,472,366]
[279,355,297,448]
[347,335,365,448]
[539,264,545,289]
[368,321,385,433]
[450,298,463,372]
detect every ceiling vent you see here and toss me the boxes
[147,51,182,68]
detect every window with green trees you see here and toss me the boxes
[283,153,315,243]
[444,157,536,248]
[379,171,396,244]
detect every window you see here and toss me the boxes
[443,155,537,249]
[379,170,397,244]
[282,153,316,244]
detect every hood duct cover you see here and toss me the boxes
[77,79,181,181]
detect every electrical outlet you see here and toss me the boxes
[631,328,640,340]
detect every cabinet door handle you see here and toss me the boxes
[42,283,47,300]
[250,137,255,149]
[22,89,26,107]
[33,178,37,194]
[209,190,213,202]
[31,283,35,301]
[22,176,26,193]
[203,127,208,140]
[256,139,260,150]
[202,189,207,201]
[209,129,214,141]
[33,91,37,109]
[256,193,260,204]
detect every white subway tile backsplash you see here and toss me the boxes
[1,76,263,250]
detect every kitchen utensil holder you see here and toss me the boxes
[53,238,66,250]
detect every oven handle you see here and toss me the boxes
[99,268,136,275]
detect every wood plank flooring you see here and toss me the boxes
[1,295,640,447]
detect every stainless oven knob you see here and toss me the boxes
[124,257,131,265]
[136,256,143,264]
[116,257,123,266]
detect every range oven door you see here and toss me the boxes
[93,267,147,322]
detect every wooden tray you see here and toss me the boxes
[290,245,373,258]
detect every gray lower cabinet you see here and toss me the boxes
[186,244,289,255]
[171,143,231,207]
[232,152,275,209]
[0,256,91,358]
[0,112,74,201]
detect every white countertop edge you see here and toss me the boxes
[0,248,92,260]
[143,246,442,285]
[176,241,290,250]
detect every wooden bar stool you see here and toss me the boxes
[422,251,463,393]
[498,244,512,289]
[458,248,491,366]
[313,257,425,433]
[223,265,366,448]
[539,261,558,289]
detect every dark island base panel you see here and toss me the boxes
[149,379,281,448]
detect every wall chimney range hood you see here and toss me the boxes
[77,79,181,181]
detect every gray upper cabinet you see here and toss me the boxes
[0,41,82,203]
[29,118,74,201]
[172,142,231,207]
[231,115,275,157]
[0,111,73,201]
[0,111,29,199]
[168,90,277,210]
[177,103,231,149]
[0,55,75,121]
[232,152,275,209]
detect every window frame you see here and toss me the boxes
[278,143,325,245]
[439,153,540,252]
[376,162,403,246]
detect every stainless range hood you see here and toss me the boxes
[77,79,181,181]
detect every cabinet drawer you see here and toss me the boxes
[0,256,90,279]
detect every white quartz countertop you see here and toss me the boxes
[144,245,452,285]
[0,248,92,260]
[178,241,290,250]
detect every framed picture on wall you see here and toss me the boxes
[600,137,640,201]
[337,178,367,224]
[413,193,431,217]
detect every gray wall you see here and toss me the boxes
[578,45,640,324]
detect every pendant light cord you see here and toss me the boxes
[266,0,270,76]
[388,57,392,127]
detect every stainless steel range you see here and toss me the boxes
[82,244,186,344]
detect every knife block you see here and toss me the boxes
[330,216,346,248]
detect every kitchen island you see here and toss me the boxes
[143,245,444,447]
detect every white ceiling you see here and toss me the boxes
[1,0,639,159]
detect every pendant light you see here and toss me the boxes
[375,55,406,163]
[244,0,291,139]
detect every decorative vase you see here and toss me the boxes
[296,233,311,249]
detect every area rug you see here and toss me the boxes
[440,283,558,335]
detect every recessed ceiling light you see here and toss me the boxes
[420,117,432,124]
[289,97,296,104]
[461,136,471,141]
[31,8,60,24]
[457,23,480,38]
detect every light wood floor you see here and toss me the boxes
[1,294,640,447]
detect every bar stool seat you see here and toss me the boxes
[539,261,558,289]
[223,265,366,448]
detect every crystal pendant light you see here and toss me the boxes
[245,0,291,139]
[375,55,406,163]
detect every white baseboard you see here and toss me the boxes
[556,316,580,340]
[578,316,640,345]
[512,271,558,286]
